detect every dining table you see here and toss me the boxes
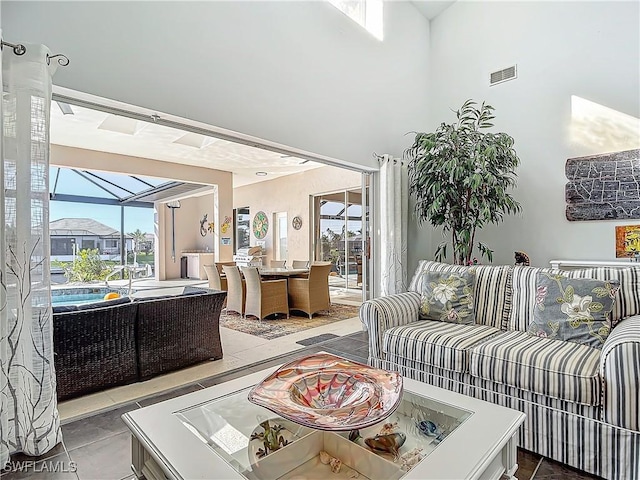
[257,266,309,277]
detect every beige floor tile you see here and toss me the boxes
[58,391,116,422]
[103,356,244,405]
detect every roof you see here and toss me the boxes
[50,218,132,238]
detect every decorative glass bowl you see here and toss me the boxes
[247,353,403,431]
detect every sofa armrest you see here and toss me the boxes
[359,292,421,360]
[600,315,640,431]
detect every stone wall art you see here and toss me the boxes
[565,149,640,221]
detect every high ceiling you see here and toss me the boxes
[410,1,455,20]
[48,4,455,187]
[49,103,323,188]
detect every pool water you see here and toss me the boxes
[52,288,122,306]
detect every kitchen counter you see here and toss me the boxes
[182,252,214,280]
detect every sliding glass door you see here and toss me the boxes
[313,184,369,295]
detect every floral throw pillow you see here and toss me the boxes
[419,271,475,324]
[528,272,619,348]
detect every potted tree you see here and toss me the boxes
[405,100,522,265]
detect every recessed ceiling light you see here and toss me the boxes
[256,172,268,176]
[56,101,74,115]
[172,132,217,149]
[98,115,143,135]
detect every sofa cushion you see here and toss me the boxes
[75,296,131,311]
[553,266,640,327]
[383,321,500,371]
[409,261,512,330]
[528,272,618,348]
[508,266,555,331]
[469,330,602,405]
[419,271,475,324]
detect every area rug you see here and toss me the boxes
[219,304,360,340]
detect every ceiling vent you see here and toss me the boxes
[490,65,517,86]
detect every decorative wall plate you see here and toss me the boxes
[292,216,303,230]
[247,353,403,431]
[253,211,269,239]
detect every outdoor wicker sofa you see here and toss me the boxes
[53,287,226,400]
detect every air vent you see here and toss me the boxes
[490,65,517,86]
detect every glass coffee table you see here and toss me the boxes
[123,363,525,479]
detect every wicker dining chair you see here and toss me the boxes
[270,260,286,268]
[215,261,236,276]
[287,262,332,319]
[203,264,227,291]
[223,265,246,316]
[291,260,309,268]
[241,266,289,321]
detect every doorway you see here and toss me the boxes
[274,212,288,261]
[51,91,376,286]
[313,186,368,294]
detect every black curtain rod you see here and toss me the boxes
[1,39,69,66]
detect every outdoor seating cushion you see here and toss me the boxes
[469,330,602,405]
[132,286,206,302]
[52,295,131,314]
[383,321,500,371]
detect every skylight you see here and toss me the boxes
[329,0,383,41]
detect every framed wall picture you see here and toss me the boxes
[253,211,269,239]
[615,225,640,258]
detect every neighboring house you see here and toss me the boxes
[50,218,133,262]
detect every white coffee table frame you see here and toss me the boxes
[123,366,525,480]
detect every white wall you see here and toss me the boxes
[407,1,640,269]
[2,1,430,168]
[233,166,361,264]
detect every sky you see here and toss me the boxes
[50,202,154,234]
[50,167,156,234]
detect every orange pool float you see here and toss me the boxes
[104,292,120,301]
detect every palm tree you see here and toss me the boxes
[128,229,147,264]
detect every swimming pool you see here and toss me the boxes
[52,287,123,306]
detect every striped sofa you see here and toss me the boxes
[360,261,640,479]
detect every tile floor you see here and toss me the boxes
[2,329,600,480]
[13,274,603,480]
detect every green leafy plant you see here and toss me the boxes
[53,248,111,282]
[405,100,522,265]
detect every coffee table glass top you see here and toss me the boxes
[175,386,472,479]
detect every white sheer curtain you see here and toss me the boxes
[378,154,408,295]
[1,41,61,465]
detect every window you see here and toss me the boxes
[51,238,73,256]
[328,0,383,40]
[105,239,119,249]
[81,239,95,250]
[234,207,250,253]
[274,212,288,261]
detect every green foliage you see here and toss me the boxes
[320,229,341,266]
[128,228,148,253]
[405,99,522,265]
[53,248,111,282]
